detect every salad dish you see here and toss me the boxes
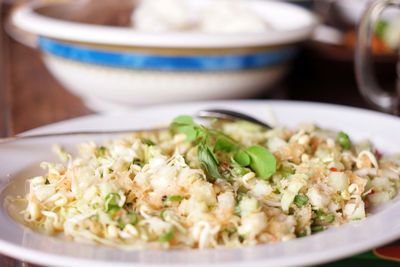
[1,101,400,267]
[15,116,400,249]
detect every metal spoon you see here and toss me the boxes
[196,109,272,129]
[0,109,271,143]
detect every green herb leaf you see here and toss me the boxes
[311,225,325,233]
[160,210,167,220]
[172,115,195,125]
[234,205,241,216]
[170,115,198,141]
[231,161,249,176]
[107,206,120,217]
[198,143,222,182]
[127,211,138,225]
[294,194,309,207]
[322,213,335,223]
[245,145,276,179]
[104,193,121,212]
[233,150,251,166]
[96,146,107,157]
[142,138,155,146]
[296,231,307,238]
[280,165,295,178]
[215,136,238,152]
[315,210,335,223]
[132,158,143,167]
[163,195,184,205]
[337,131,351,150]
[179,126,198,141]
[158,229,174,243]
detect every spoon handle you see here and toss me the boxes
[197,109,272,129]
[0,109,272,143]
[0,127,167,144]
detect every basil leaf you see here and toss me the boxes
[215,136,237,152]
[198,143,221,182]
[233,150,251,166]
[246,145,276,179]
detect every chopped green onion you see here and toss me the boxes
[107,206,120,217]
[294,194,309,207]
[337,131,351,150]
[163,195,184,205]
[224,227,237,235]
[158,229,174,243]
[105,193,121,212]
[142,139,155,146]
[315,210,335,223]
[297,231,307,238]
[160,210,167,220]
[280,165,295,178]
[96,146,107,157]
[320,213,335,223]
[128,211,138,225]
[132,158,143,167]
[234,205,241,216]
[117,218,126,229]
[311,225,325,233]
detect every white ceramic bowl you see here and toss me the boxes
[11,0,317,112]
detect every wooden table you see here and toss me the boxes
[1,3,399,266]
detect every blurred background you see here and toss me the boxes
[0,0,399,133]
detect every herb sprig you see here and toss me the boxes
[170,115,276,181]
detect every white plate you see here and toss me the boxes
[1,100,400,267]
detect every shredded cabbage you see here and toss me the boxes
[19,121,400,249]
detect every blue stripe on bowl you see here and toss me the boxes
[38,37,296,71]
